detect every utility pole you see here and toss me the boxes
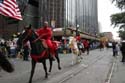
[75,0,79,36]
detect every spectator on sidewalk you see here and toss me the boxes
[23,42,30,61]
[9,40,17,58]
[112,42,117,57]
[120,40,125,62]
[83,39,90,55]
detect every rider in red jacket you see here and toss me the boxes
[36,21,55,60]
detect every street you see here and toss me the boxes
[0,49,122,83]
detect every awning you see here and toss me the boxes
[53,28,99,40]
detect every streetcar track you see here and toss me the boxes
[57,54,106,83]
[46,52,108,83]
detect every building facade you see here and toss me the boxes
[39,0,65,28]
[103,32,113,41]
[38,0,98,36]
[0,0,98,39]
[66,0,98,35]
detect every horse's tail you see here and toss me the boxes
[0,54,14,73]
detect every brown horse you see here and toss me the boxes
[17,26,61,83]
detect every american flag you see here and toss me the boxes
[0,0,22,20]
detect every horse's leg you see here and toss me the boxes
[71,50,74,65]
[55,50,61,70]
[48,56,53,72]
[42,60,48,78]
[72,50,75,65]
[29,60,36,83]
[79,50,83,59]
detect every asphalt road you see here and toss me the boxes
[0,49,114,83]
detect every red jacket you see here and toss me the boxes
[83,40,89,48]
[36,27,52,40]
[75,36,81,41]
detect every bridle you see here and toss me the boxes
[22,29,32,44]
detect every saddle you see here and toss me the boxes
[41,39,48,48]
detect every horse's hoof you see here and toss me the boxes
[28,81,32,83]
[48,72,51,75]
[49,70,51,73]
[45,75,48,78]
[58,67,62,70]
[80,57,83,59]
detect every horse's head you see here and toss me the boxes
[16,25,33,50]
[69,36,76,45]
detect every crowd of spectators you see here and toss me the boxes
[0,38,30,61]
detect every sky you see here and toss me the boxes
[98,0,121,40]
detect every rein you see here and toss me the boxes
[32,32,49,43]
[21,29,32,47]
[22,29,42,44]
[32,33,42,43]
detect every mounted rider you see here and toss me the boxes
[36,21,55,60]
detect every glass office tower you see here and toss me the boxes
[66,0,98,35]
[39,0,65,28]
[0,0,98,38]
[39,0,98,35]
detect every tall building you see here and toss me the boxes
[39,0,98,35]
[103,32,113,41]
[39,0,65,28]
[66,0,98,35]
[0,0,98,39]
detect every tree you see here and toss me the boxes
[111,0,125,39]
[112,0,125,9]
[111,12,125,29]
[119,30,125,39]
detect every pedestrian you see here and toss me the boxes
[83,39,90,55]
[115,42,120,55]
[9,40,17,58]
[99,41,104,51]
[120,40,125,62]
[36,21,55,61]
[112,42,117,57]
[23,42,30,61]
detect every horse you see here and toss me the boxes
[99,42,104,51]
[0,48,14,73]
[17,27,61,83]
[69,37,82,65]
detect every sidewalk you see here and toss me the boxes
[111,54,125,83]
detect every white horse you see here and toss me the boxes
[69,37,82,65]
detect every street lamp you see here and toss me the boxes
[76,24,79,36]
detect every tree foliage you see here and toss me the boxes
[112,0,125,9]
[118,30,125,39]
[111,12,125,28]
[111,0,125,39]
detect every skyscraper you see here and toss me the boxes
[0,0,99,39]
[39,0,65,28]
